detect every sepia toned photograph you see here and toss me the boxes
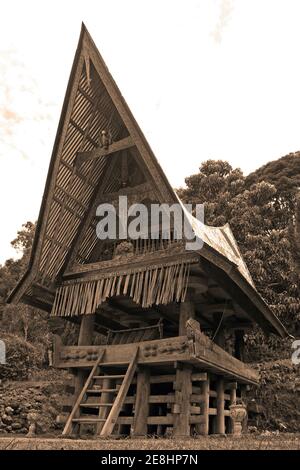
[0,0,299,458]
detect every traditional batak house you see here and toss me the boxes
[8,25,289,438]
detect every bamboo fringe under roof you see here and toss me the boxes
[51,260,191,317]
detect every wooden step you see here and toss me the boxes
[86,388,118,394]
[72,417,106,423]
[98,362,129,367]
[80,403,113,408]
[93,375,125,379]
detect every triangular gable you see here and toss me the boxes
[9,24,178,304]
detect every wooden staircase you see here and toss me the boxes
[62,347,139,437]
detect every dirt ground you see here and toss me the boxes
[0,434,299,450]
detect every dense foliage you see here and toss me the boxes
[0,222,79,364]
[289,195,300,276]
[178,154,300,357]
[0,332,43,380]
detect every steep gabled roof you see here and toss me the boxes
[8,24,289,338]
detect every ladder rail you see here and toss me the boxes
[62,349,105,436]
[100,347,139,437]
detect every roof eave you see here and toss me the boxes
[198,243,291,339]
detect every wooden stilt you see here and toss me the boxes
[73,315,95,397]
[74,314,95,434]
[78,314,95,345]
[173,293,195,436]
[173,363,192,437]
[198,375,210,435]
[229,382,237,405]
[216,377,225,434]
[96,378,113,434]
[133,367,150,436]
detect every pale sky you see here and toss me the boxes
[1,0,300,263]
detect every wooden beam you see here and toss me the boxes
[216,378,225,434]
[147,416,174,425]
[55,334,259,385]
[78,315,95,345]
[22,294,52,313]
[96,182,153,205]
[228,382,237,434]
[107,300,149,327]
[95,309,127,331]
[199,376,210,435]
[173,363,192,437]
[191,372,208,382]
[133,367,150,436]
[75,136,134,166]
[96,377,113,434]
[64,252,198,278]
[32,283,55,301]
[149,374,176,384]
[70,313,96,435]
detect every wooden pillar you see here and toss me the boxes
[74,316,95,399]
[173,363,192,437]
[72,314,95,434]
[133,367,150,436]
[234,330,245,361]
[96,378,113,434]
[199,375,210,435]
[216,377,225,434]
[78,314,95,346]
[229,382,237,405]
[179,290,195,336]
[174,292,195,436]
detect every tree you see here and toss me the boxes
[179,158,300,351]
[0,221,35,307]
[0,221,80,351]
[246,152,300,228]
[289,195,300,275]
[0,222,52,352]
